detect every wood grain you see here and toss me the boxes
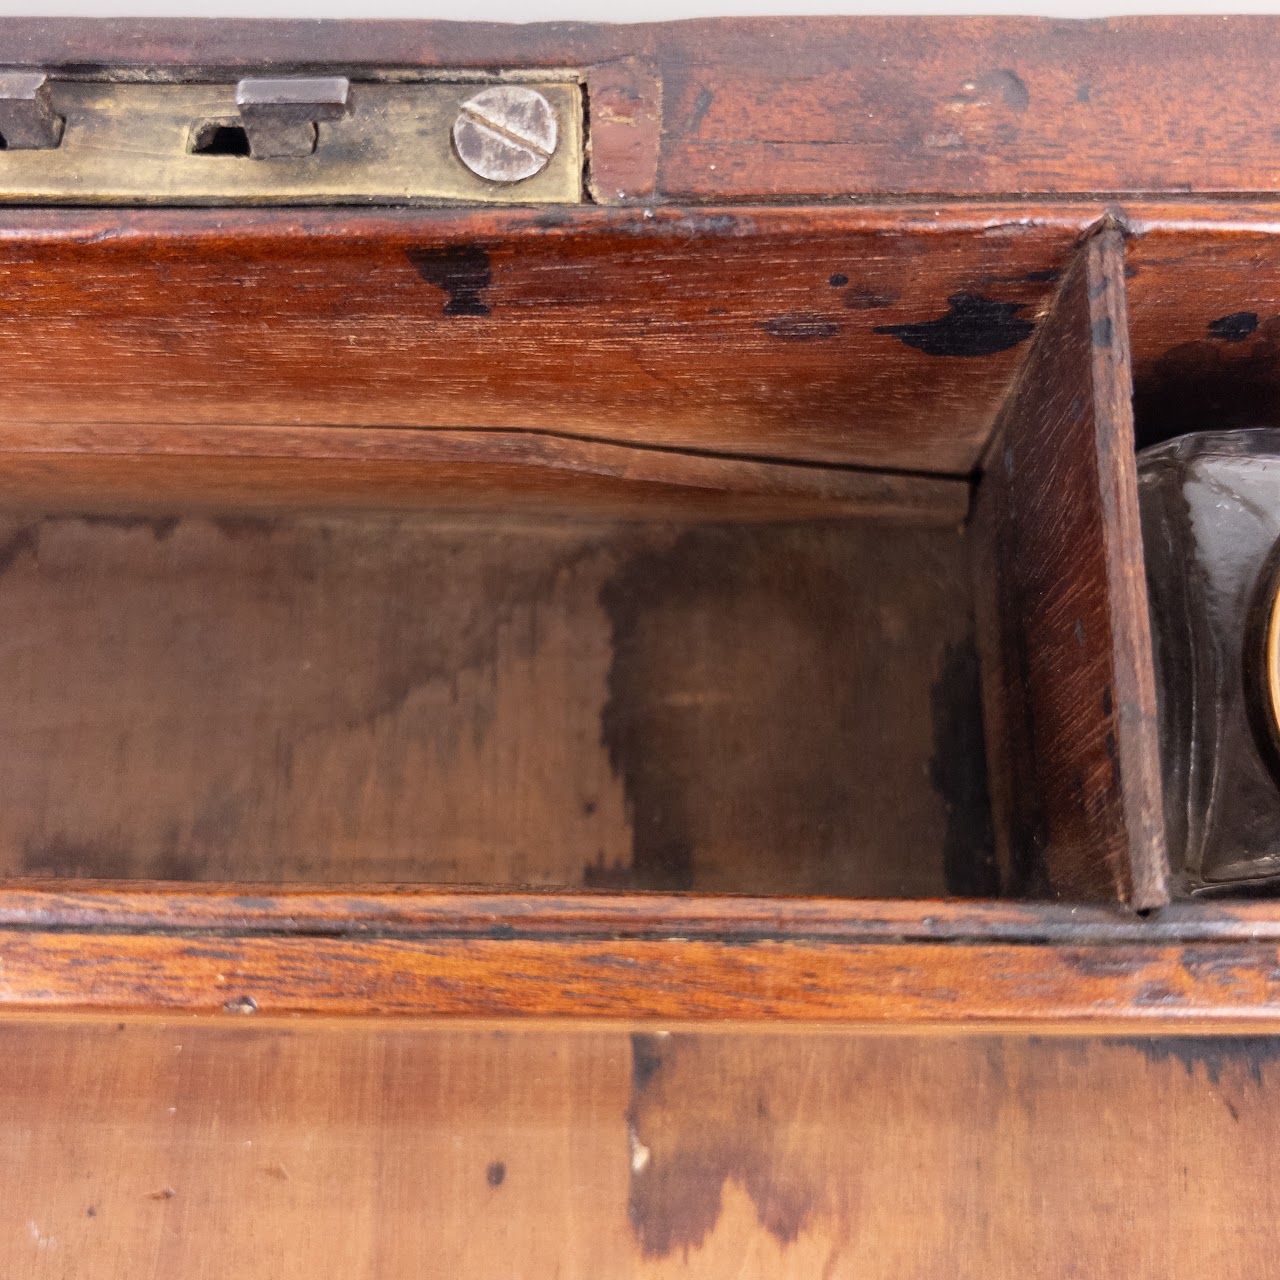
[0,421,970,522]
[0,507,982,896]
[0,205,1080,473]
[4,1020,1280,1277]
[6,915,1280,1024]
[1126,221,1280,448]
[4,17,1280,199]
[585,58,662,205]
[6,882,1280,944]
[974,229,1167,907]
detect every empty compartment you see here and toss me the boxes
[0,211,1148,901]
[0,477,993,895]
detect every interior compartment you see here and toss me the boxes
[0,494,994,896]
[1126,230,1280,898]
[0,209,1150,901]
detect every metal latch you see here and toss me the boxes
[0,71,582,204]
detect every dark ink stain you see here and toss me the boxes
[582,854,635,889]
[983,268,1060,285]
[842,285,896,311]
[600,523,951,894]
[632,1032,665,1093]
[151,846,201,883]
[828,272,849,288]
[81,515,179,541]
[1102,684,1113,716]
[1077,83,1092,103]
[685,86,714,135]
[0,523,37,576]
[627,1035,818,1259]
[211,514,279,542]
[21,835,134,879]
[1092,316,1114,348]
[875,294,1034,357]
[486,1161,506,1188]
[86,1206,96,1219]
[929,636,997,895]
[1133,315,1280,448]
[1121,1037,1280,1086]
[760,312,839,341]
[1105,731,1117,760]
[406,246,492,317]
[1208,311,1259,343]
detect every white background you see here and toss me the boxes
[5,1,1280,22]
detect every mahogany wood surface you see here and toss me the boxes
[0,422,970,522]
[3,17,1280,200]
[973,230,1166,908]
[3,16,1280,1272]
[0,206,1080,473]
[3,1019,1280,1278]
[4,889,1280,1025]
[1126,221,1280,448]
[7,881,1280,943]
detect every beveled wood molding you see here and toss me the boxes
[2,884,1280,1028]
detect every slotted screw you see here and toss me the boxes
[452,86,558,184]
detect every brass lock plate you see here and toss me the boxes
[0,80,584,205]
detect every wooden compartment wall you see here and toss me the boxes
[0,200,1158,908]
[12,15,1280,1032]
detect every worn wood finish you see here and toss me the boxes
[6,18,1280,200]
[1126,222,1280,448]
[0,422,970,522]
[7,883,1280,944]
[0,206,1080,473]
[973,229,1167,907]
[0,506,983,896]
[11,923,1280,1025]
[6,1020,1280,1278]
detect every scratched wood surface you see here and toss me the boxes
[5,18,1280,200]
[0,207,1077,473]
[0,504,986,896]
[973,230,1166,908]
[3,1019,1280,1278]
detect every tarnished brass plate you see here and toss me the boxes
[0,80,583,205]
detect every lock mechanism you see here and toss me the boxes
[234,77,352,160]
[0,72,583,204]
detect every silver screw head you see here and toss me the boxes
[452,86,558,184]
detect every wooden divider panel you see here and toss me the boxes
[973,228,1168,907]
